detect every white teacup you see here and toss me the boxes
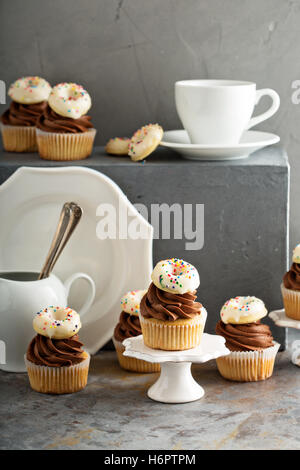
[0,271,95,372]
[175,79,280,145]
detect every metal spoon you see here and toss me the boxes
[38,202,83,280]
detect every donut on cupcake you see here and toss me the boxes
[25,306,90,394]
[113,290,160,373]
[140,258,207,351]
[0,76,51,152]
[215,296,280,382]
[36,82,96,161]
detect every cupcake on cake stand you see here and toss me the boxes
[123,258,229,403]
[123,333,229,403]
[269,309,300,366]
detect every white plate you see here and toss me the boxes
[0,166,153,354]
[123,333,230,403]
[160,129,280,160]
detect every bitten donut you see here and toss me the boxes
[8,76,52,104]
[33,306,81,339]
[151,258,200,294]
[220,296,267,324]
[105,137,130,155]
[120,289,147,316]
[128,123,163,161]
[48,83,91,119]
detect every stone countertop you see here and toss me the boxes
[0,350,299,450]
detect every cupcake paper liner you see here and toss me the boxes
[113,337,160,373]
[139,310,207,351]
[216,342,280,382]
[36,128,96,161]
[25,352,90,394]
[0,124,37,152]
[281,283,300,320]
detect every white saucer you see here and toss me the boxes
[160,129,280,161]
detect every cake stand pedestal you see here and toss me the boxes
[123,333,230,403]
[269,309,300,366]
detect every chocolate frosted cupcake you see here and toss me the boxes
[36,82,96,160]
[25,306,90,394]
[140,259,207,350]
[216,296,280,382]
[281,244,300,320]
[1,76,51,152]
[113,290,160,373]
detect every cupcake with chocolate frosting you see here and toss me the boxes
[25,306,90,394]
[140,258,207,350]
[281,244,300,320]
[215,296,280,382]
[113,290,160,373]
[36,82,96,161]
[1,76,51,152]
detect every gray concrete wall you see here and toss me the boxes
[0,0,299,259]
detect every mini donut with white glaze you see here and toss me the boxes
[48,83,91,119]
[220,296,268,324]
[33,306,81,339]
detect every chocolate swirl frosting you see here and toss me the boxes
[216,320,274,352]
[1,101,48,126]
[140,282,202,321]
[114,311,142,342]
[283,263,300,291]
[36,105,93,133]
[27,334,85,367]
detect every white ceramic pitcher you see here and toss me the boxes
[0,271,96,372]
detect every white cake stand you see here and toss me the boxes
[123,333,230,403]
[269,309,300,366]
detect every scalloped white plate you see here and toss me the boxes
[0,166,153,354]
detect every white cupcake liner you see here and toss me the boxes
[0,123,37,152]
[139,309,207,351]
[216,342,280,382]
[281,283,300,320]
[36,127,96,161]
[113,337,160,373]
[25,353,90,394]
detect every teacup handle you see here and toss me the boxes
[246,88,280,130]
[64,272,96,319]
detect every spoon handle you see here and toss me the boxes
[44,203,83,277]
[38,202,72,280]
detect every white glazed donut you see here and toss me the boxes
[151,258,200,294]
[48,83,91,119]
[220,296,268,324]
[8,76,52,104]
[120,289,147,316]
[33,306,81,339]
[105,137,130,155]
[128,124,163,161]
[292,244,300,263]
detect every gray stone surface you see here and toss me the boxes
[0,350,299,450]
[0,145,289,348]
[0,0,299,253]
